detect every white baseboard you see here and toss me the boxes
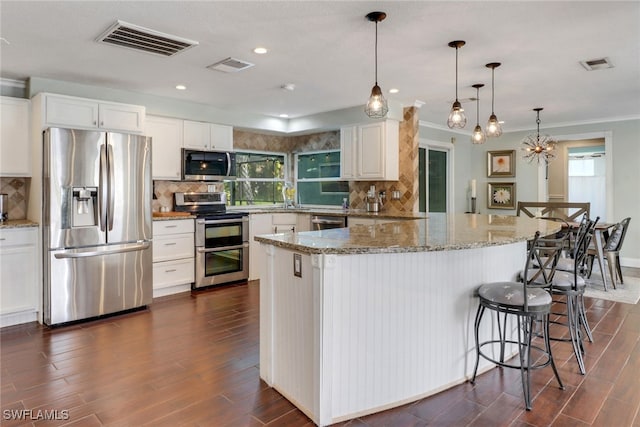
[621,257,640,269]
[0,309,38,328]
[153,283,191,298]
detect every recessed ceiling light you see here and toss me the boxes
[253,47,268,54]
[279,114,289,118]
[175,84,186,90]
[389,88,399,94]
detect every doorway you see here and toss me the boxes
[543,132,612,221]
[419,140,454,213]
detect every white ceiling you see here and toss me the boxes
[1,1,639,132]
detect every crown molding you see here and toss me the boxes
[0,78,27,89]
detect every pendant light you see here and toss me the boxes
[471,84,486,144]
[485,62,503,137]
[447,40,467,128]
[364,11,388,118]
[521,108,556,164]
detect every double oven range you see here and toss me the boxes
[174,192,249,289]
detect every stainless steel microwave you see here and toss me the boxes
[182,149,236,181]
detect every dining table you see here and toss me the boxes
[567,220,615,290]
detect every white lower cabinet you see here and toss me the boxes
[0,227,39,326]
[152,219,194,297]
[249,213,272,281]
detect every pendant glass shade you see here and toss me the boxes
[365,11,388,119]
[486,114,503,137]
[471,124,486,144]
[365,84,388,118]
[485,62,503,138]
[521,108,556,164]
[448,101,467,128]
[471,83,485,144]
[447,40,467,129]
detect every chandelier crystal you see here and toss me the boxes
[522,108,556,164]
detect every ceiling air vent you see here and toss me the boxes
[580,57,614,71]
[207,57,255,73]
[97,20,198,57]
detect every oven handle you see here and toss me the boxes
[196,217,249,225]
[196,243,249,253]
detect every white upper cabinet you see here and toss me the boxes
[35,93,145,133]
[0,96,31,176]
[183,120,233,151]
[145,115,184,180]
[340,119,399,181]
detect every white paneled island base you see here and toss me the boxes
[256,215,560,426]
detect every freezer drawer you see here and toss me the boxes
[44,242,152,326]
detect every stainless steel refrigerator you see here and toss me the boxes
[43,127,153,326]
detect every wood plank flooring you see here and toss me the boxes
[1,267,639,426]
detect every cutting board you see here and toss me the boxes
[152,211,193,218]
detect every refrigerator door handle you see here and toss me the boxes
[99,144,108,232]
[107,143,115,231]
[54,242,151,259]
[226,152,232,176]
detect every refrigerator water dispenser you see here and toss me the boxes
[71,187,98,227]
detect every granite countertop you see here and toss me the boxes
[254,213,561,255]
[230,206,428,220]
[152,213,196,221]
[0,219,39,229]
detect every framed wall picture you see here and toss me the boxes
[488,182,516,209]
[487,150,516,177]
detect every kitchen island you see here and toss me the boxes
[254,213,560,426]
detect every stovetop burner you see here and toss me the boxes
[173,191,248,219]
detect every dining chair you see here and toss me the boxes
[471,231,565,410]
[586,217,631,288]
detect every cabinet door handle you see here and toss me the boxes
[0,238,5,241]
[93,121,97,126]
[164,225,178,228]
[100,121,104,126]
[165,269,177,273]
[164,242,177,246]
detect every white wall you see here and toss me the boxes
[420,118,640,267]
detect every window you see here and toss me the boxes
[296,150,349,206]
[224,151,286,206]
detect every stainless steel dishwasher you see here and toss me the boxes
[310,215,347,231]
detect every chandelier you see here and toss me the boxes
[521,107,556,164]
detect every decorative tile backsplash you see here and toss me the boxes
[0,177,29,220]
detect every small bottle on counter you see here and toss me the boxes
[342,198,349,210]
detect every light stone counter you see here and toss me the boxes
[254,213,560,255]
[258,213,562,425]
[0,219,39,229]
[230,206,428,220]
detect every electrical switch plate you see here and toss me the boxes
[293,253,302,278]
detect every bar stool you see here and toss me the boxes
[547,217,599,374]
[471,231,565,410]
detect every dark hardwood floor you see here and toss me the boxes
[2,268,639,426]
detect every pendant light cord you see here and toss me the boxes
[455,46,459,100]
[476,87,480,123]
[491,68,495,114]
[374,21,378,85]
[536,110,541,142]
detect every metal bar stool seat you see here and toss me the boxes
[471,232,565,411]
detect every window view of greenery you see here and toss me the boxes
[225,152,286,205]
[296,151,349,206]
